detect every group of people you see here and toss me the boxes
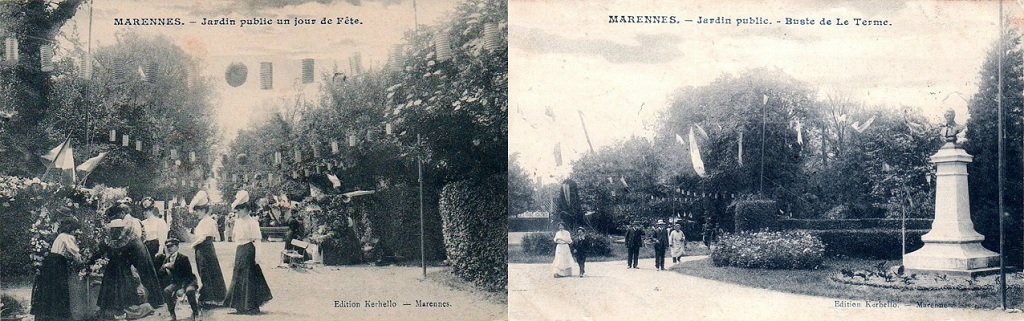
[31,189,273,321]
[552,219,688,278]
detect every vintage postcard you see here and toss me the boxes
[508,0,1023,320]
[0,0,507,320]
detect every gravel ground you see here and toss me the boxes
[508,256,1020,321]
[5,241,506,321]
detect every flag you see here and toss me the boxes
[301,58,314,84]
[795,120,803,145]
[259,62,273,90]
[42,137,76,183]
[675,134,685,145]
[553,143,562,166]
[310,184,324,199]
[619,175,629,187]
[851,116,876,133]
[689,126,707,177]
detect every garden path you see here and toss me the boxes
[508,256,1017,321]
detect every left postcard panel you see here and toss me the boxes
[0,1,507,321]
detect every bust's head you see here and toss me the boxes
[944,109,956,125]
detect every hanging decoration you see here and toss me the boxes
[435,30,452,61]
[312,143,321,158]
[121,134,130,147]
[385,123,393,136]
[39,44,54,72]
[738,131,744,166]
[553,142,562,166]
[348,134,357,147]
[331,140,340,154]
[689,126,707,178]
[3,36,18,64]
[349,52,363,75]
[189,151,197,163]
[135,140,142,151]
[225,62,247,87]
[259,62,273,90]
[274,151,282,165]
[109,129,117,143]
[301,58,315,84]
[389,45,404,72]
[482,23,500,51]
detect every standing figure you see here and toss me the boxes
[652,220,669,270]
[571,226,591,277]
[113,201,165,308]
[188,190,227,306]
[669,222,686,264]
[624,221,644,269]
[551,222,574,278]
[30,218,83,321]
[216,212,227,242]
[141,197,169,262]
[224,190,273,314]
[155,238,199,321]
[96,219,146,319]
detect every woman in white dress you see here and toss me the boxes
[551,223,575,278]
[669,222,686,263]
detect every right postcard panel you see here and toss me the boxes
[507,0,1024,320]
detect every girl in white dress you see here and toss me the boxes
[551,223,575,278]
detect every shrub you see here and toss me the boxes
[823,204,852,219]
[439,175,507,293]
[734,199,779,232]
[520,231,555,256]
[508,217,551,232]
[777,218,933,230]
[806,229,928,259]
[1,294,24,317]
[585,233,613,257]
[711,230,825,269]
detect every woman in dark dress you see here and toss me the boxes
[96,218,145,317]
[188,190,227,305]
[111,202,165,308]
[224,190,273,314]
[30,218,83,321]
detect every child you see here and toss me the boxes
[155,238,199,321]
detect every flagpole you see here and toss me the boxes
[996,0,1006,310]
[577,110,595,153]
[418,134,425,279]
[759,94,767,196]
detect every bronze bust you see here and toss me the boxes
[940,109,965,146]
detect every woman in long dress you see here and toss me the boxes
[189,190,227,305]
[669,222,686,263]
[114,202,165,308]
[30,218,82,321]
[96,218,145,318]
[551,223,575,278]
[224,190,273,314]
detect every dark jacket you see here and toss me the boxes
[652,228,669,250]
[572,233,591,257]
[154,252,196,286]
[625,227,644,249]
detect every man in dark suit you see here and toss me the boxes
[652,220,670,270]
[624,221,644,269]
[572,226,591,277]
[155,238,199,321]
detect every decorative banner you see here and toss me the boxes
[259,62,273,90]
[301,58,314,84]
[121,134,130,147]
[482,23,500,51]
[435,30,452,61]
[135,140,142,151]
[39,44,53,72]
[331,140,340,154]
[689,126,707,177]
[109,129,116,143]
[225,62,247,87]
[4,36,18,64]
[348,134,357,147]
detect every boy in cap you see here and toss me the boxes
[571,226,591,277]
[155,238,200,321]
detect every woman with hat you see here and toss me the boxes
[96,217,146,319]
[30,218,83,321]
[107,203,165,308]
[669,222,687,264]
[224,190,273,314]
[551,222,575,278]
[188,190,227,305]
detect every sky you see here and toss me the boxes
[509,0,1023,184]
[58,0,455,143]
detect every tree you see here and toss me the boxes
[508,152,534,216]
[963,29,1023,266]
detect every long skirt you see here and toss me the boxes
[144,239,160,259]
[125,238,164,307]
[670,243,685,259]
[31,253,71,320]
[224,242,272,312]
[98,247,143,311]
[551,243,575,277]
[194,238,227,302]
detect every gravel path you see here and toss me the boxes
[509,256,1019,321]
[6,241,505,321]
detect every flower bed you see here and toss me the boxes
[711,230,825,269]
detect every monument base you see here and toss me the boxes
[903,242,999,276]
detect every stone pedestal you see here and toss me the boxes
[903,144,999,275]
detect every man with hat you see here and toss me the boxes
[624,221,644,269]
[571,226,591,277]
[652,219,670,270]
[154,238,200,321]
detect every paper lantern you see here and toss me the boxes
[348,134,357,147]
[294,148,302,162]
[152,144,160,156]
[110,58,126,82]
[109,129,117,142]
[304,168,311,177]
[135,140,142,151]
[301,58,314,84]
[4,36,18,64]
[389,45,404,72]
[385,123,393,136]
[259,62,273,90]
[225,62,247,87]
[349,52,363,76]
[482,23,501,51]
[170,149,178,160]
[122,134,130,147]
[435,31,452,61]
[145,62,158,82]
[189,151,196,163]
[39,44,53,72]
[274,151,282,165]
[327,163,333,171]
[330,140,339,154]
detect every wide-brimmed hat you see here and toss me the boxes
[231,190,250,210]
[165,237,181,246]
[655,219,667,225]
[106,219,125,229]
[189,190,210,212]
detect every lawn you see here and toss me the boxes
[672,257,1024,310]
[508,241,710,264]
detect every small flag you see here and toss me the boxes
[259,62,273,90]
[619,175,629,187]
[606,177,613,184]
[689,126,707,178]
[301,58,315,84]
[41,138,76,184]
[76,152,108,175]
[675,134,685,145]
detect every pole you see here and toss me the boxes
[85,0,93,146]
[759,94,767,195]
[997,0,1006,310]
[577,110,595,153]
[418,134,425,278]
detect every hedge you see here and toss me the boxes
[802,229,929,259]
[734,199,779,232]
[439,176,507,292]
[711,230,825,269]
[521,231,555,256]
[777,218,933,230]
